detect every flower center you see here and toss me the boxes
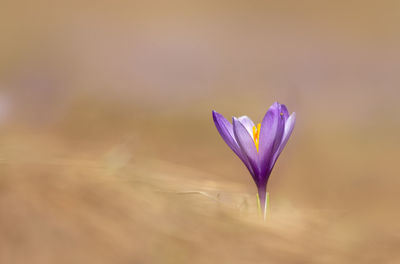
[252,123,261,152]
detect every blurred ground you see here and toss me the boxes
[0,105,399,264]
[1,0,400,263]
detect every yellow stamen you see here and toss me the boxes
[252,123,261,152]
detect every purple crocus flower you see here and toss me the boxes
[212,102,296,216]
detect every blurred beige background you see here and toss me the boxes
[0,1,400,263]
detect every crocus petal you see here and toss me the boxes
[233,117,260,181]
[270,112,296,169]
[212,111,243,159]
[212,111,255,175]
[271,103,286,155]
[279,112,296,153]
[238,116,255,137]
[280,104,289,121]
[258,102,285,179]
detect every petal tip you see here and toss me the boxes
[212,111,226,126]
[212,110,221,119]
[270,101,281,111]
[232,116,240,124]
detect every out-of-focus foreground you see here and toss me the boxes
[1,1,400,263]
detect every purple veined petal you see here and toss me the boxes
[258,102,285,179]
[212,111,242,158]
[280,112,296,153]
[271,103,286,156]
[280,104,289,121]
[232,117,260,181]
[212,111,255,176]
[270,112,296,169]
[237,116,255,137]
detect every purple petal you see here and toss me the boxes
[280,112,296,153]
[212,111,255,175]
[280,104,289,121]
[258,102,285,178]
[270,112,296,168]
[212,111,242,158]
[237,116,255,137]
[271,103,286,155]
[233,117,260,179]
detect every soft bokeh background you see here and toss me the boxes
[1,1,400,263]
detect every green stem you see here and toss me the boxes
[256,193,261,216]
[265,192,270,220]
[256,191,270,221]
